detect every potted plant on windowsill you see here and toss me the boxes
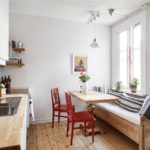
[130,78,139,93]
[114,81,122,92]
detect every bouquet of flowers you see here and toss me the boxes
[79,72,90,82]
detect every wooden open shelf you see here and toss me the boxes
[6,59,24,67]
[6,63,24,67]
[12,48,25,53]
[6,46,25,67]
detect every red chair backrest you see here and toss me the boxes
[65,92,74,119]
[51,88,60,109]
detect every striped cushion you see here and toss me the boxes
[139,96,150,118]
[108,89,123,98]
[120,93,144,113]
[108,89,122,105]
[143,105,150,119]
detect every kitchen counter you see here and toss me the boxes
[0,94,28,150]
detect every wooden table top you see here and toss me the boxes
[69,91,119,104]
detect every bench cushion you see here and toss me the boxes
[95,103,141,125]
[120,93,144,113]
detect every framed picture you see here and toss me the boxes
[72,54,88,74]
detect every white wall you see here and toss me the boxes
[3,13,110,123]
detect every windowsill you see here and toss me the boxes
[120,89,147,98]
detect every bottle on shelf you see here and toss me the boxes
[1,75,11,94]
[3,76,7,87]
[7,75,11,94]
[1,77,4,84]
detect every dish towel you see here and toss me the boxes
[29,93,35,121]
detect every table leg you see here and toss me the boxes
[79,106,105,136]
[85,121,105,136]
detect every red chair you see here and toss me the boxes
[51,88,68,128]
[65,92,95,145]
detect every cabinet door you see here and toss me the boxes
[20,110,27,150]
[0,0,9,61]
[0,59,6,66]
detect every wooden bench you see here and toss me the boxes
[94,102,150,150]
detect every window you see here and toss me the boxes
[119,30,128,88]
[119,23,141,90]
[132,24,141,90]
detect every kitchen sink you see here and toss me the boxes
[0,97,21,116]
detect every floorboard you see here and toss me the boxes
[27,119,138,150]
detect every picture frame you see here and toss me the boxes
[72,54,88,74]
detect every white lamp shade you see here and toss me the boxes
[90,38,100,48]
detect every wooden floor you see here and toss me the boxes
[27,119,138,150]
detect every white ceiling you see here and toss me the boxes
[10,0,150,25]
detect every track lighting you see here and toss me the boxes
[88,8,116,24]
[108,8,114,16]
[87,11,100,24]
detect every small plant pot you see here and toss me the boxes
[130,85,137,93]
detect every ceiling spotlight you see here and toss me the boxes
[88,11,100,24]
[93,16,96,20]
[96,13,100,17]
[141,4,148,9]
[108,8,114,16]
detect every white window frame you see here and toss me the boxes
[111,10,146,94]
[119,23,142,90]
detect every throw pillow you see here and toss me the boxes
[139,96,150,118]
[120,93,144,113]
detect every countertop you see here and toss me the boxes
[0,94,28,149]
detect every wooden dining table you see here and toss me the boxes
[69,91,118,104]
[69,91,119,135]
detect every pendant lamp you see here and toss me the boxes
[90,38,99,48]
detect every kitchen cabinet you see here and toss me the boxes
[0,0,9,62]
[9,89,30,150]
[0,95,28,150]
[0,59,6,66]
[20,106,27,150]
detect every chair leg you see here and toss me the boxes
[70,122,74,145]
[84,122,86,134]
[92,122,94,143]
[66,119,69,137]
[52,111,55,128]
[58,111,60,123]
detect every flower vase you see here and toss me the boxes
[82,82,88,94]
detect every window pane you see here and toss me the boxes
[132,24,141,90]
[119,31,128,87]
